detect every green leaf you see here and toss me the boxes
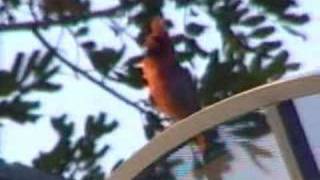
[229,0,242,11]
[230,112,270,139]
[6,0,21,7]
[11,52,24,80]
[0,71,17,96]
[114,65,145,89]
[233,8,249,22]
[274,50,289,62]
[186,23,206,36]
[250,0,296,15]
[82,41,96,51]
[190,8,198,16]
[286,63,300,70]
[0,97,41,123]
[33,82,62,92]
[257,41,282,53]
[36,51,54,74]
[95,145,110,158]
[241,15,266,26]
[176,51,194,62]
[172,34,186,45]
[265,50,289,77]
[199,50,238,104]
[104,120,118,134]
[51,114,74,138]
[21,50,40,83]
[75,26,89,36]
[40,66,60,82]
[112,160,124,171]
[250,55,262,72]
[249,26,275,38]
[89,46,125,76]
[282,25,307,40]
[282,13,309,25]
[186,38,208,57]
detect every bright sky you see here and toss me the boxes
[0,0,320,178]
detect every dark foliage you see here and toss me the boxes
[0,0,309,179]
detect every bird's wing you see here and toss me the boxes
[169,65,200,116]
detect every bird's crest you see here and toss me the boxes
[149,16,167,35]
[143,17,173,58]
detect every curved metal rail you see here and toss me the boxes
[109,73,320,180]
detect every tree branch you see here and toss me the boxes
[0,7,120,32]
[31,28,147,114]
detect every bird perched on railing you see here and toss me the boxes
[139,16,208,152]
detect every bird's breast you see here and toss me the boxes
[141,58,196,120]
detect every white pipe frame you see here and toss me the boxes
[109,73,320,180]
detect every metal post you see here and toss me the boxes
[277,100,319,179]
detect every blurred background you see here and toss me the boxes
[0,0,319,179]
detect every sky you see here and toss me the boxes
[0,0,320,179]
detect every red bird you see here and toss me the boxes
[140,17,207,152]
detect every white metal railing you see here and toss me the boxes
[108,73,320,180]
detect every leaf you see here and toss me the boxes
[81,41,96,51]
[95,145,110,158]
[286,62,300,70]
[37,51,54,72]
[241,142,272,172]
[229,0,242,11]
[11,52,24,80]
[105,120,118,134]
[144,124,155,139]
[274,50,289,62]
[0,71,17,96]
[176,51,194,62]
[199,50,238,104]
[111,160,124,171]
[233,8,249,22]
[190,8,198,16]
[114,65,145,89]
[39,66,60,82]
[250,0,296,15]
[89,46,125,76]
[51,114,73,138]
[75,26,89,36]
[33,82,62,92]
[265,50,289,76]
[257,41,282,53]
[33,115,74,174]
[250,55,262,72]
[186,38,209,57]
[21,50,41,83]
[241,15,266,26]
[0,97,41,123]
[5,0,21,7]
[172,34,187,44]
[282,13,309,25]
[230,112,270,139]
[282,25,307,41]
[249,26,275,38]
[186,23,206,36]
[146,112,163,130]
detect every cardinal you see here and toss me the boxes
[139,17,208,152]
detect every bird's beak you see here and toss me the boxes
[135,61,144,68]
[126,55,145,68]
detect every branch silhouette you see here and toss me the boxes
[32,28,147,113]
[0,6,120,32]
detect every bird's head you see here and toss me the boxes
[143,17,173,56]
[150,16,167,35]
